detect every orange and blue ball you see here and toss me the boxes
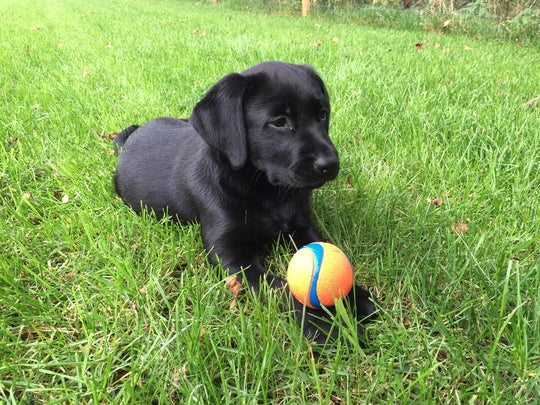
[286,242,354,309]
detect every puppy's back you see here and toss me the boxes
[114,117,201,221]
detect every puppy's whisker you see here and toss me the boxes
[249,168,265,187]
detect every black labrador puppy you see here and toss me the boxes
[113,61,376,344]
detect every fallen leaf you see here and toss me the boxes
[61,194,69,204]
[199,327,205,341]
[106,42,113,49]
[415,42,425,51]
[23,192,32,200]
[97,132,117,140]
[524,96,539,108]
[464,45,472,51]
[180,362,188,379]
[226,276,242,310]
[29,217,41,225]
[82,69,89,78]
[56,41,64,47]
[172,369,181,385]
[451,222,469,234]
[435,43,441,48]
[332,37,339,42]
[314,40,323,48]
[432,197,443,207]
[225,276,242,297]
[443,19,452,28]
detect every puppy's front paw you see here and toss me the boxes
[349,284,379,322]
[288,290,371,346]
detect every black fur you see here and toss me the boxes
[113,125,139,154]
[113,61,377,344]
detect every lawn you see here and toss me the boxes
[1,0,539,403]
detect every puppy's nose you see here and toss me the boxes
[314,154,340,178]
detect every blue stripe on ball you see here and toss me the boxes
[306,242,324,309]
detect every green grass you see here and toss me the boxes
[1,0,539,402]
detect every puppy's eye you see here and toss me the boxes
[270,116,290,129]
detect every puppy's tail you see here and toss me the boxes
[113,125,140,154]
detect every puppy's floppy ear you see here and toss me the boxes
[190,73,250,169]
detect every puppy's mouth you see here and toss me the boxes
[267,165,339,189]
[269,176,325,189]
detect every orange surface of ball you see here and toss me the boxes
[286,242,354,309]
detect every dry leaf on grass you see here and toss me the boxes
[97,132,117,140]
[225,276,242,297]
[226,276,242,310]
[192,28,207,36]
[524,96,539,108]
[451,222,469,234]
[180,362,188,380]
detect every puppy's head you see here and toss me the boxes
[191,61,339,189]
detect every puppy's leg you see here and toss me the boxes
[208,248,285,294]
[210,245,377,345]
[286,283,378,345]
[348,284,378,322]
[291,224,379,340]
[291,223,322,249]
[201,221,285,293]
[287,291,365,345]
[202,222,377,344]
